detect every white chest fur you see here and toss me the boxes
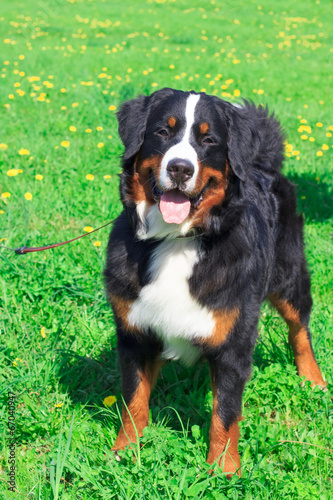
[128,238,214,365]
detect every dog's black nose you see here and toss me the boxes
[167,158,194,185]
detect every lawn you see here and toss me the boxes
[0,0,332,498]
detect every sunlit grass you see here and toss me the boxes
[0,0,332,498]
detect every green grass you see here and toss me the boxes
[0,0,332,498]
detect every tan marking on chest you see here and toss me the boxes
[200,308,239,347]
[109,294,138,333]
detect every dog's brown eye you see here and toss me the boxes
[157,129,169,138]
[202,136,215,145]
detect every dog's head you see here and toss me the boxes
[116,88,275,239]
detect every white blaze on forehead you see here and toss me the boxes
[182,93,200,142]
[160,93,200,191]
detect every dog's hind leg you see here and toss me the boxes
[269,282,326,389]
[269,182,326,388]
[112,332,162,454]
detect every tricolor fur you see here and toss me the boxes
[104,88,326,476]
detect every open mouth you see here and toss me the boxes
[150,174,204,224]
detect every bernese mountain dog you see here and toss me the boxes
[104,88,326,476]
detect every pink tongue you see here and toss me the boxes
[159,190,191,224]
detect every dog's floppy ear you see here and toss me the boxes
[223,102,261,182]
[117,94,150,161]
[117,88,176,162]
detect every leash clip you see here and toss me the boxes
[14,246,28,255]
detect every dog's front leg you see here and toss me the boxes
[206,342,252,477]
[112,332,162,453]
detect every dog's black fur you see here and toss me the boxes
[104,88,325,475]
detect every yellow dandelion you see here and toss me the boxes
[309,137,315,142]
[103,395,117,407]
[41,327,46,338]
[86,174,94,181]
[326,132,332,137]
[316,151,323,157]
[151,82,158,87]
[257,89,264,95]
[316,122,323,127]
[104,175,111,180]
[69,126,76,132]
[225,79,234,85]
[19,55,25,60]
[292,150,300,156]
[55,403,63,408]
[322,144,329,150]
[18,148,30,155]
[97,142,104,148]
[169,64,175,69]
[0,210,4,214]
[7,169,19,176]
[61,106,67,110]
[83,226,94,233]
[300,119,307,124]
[72,102,79,108]
[298,125,312,134]
[2,192,11,198]
[93,241,101,247]
[96,126,103,131]
[9,94,14,99]
[85,128,92,133]
[234,89,241,97]
[36,174,43,180]
[61,140,70,148]
[24,192,32,200]
[329,126,333,131]
[301,135,308,140]
[60,88,66,93]
[109,105,116,111]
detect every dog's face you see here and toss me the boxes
[117,88,257,238]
